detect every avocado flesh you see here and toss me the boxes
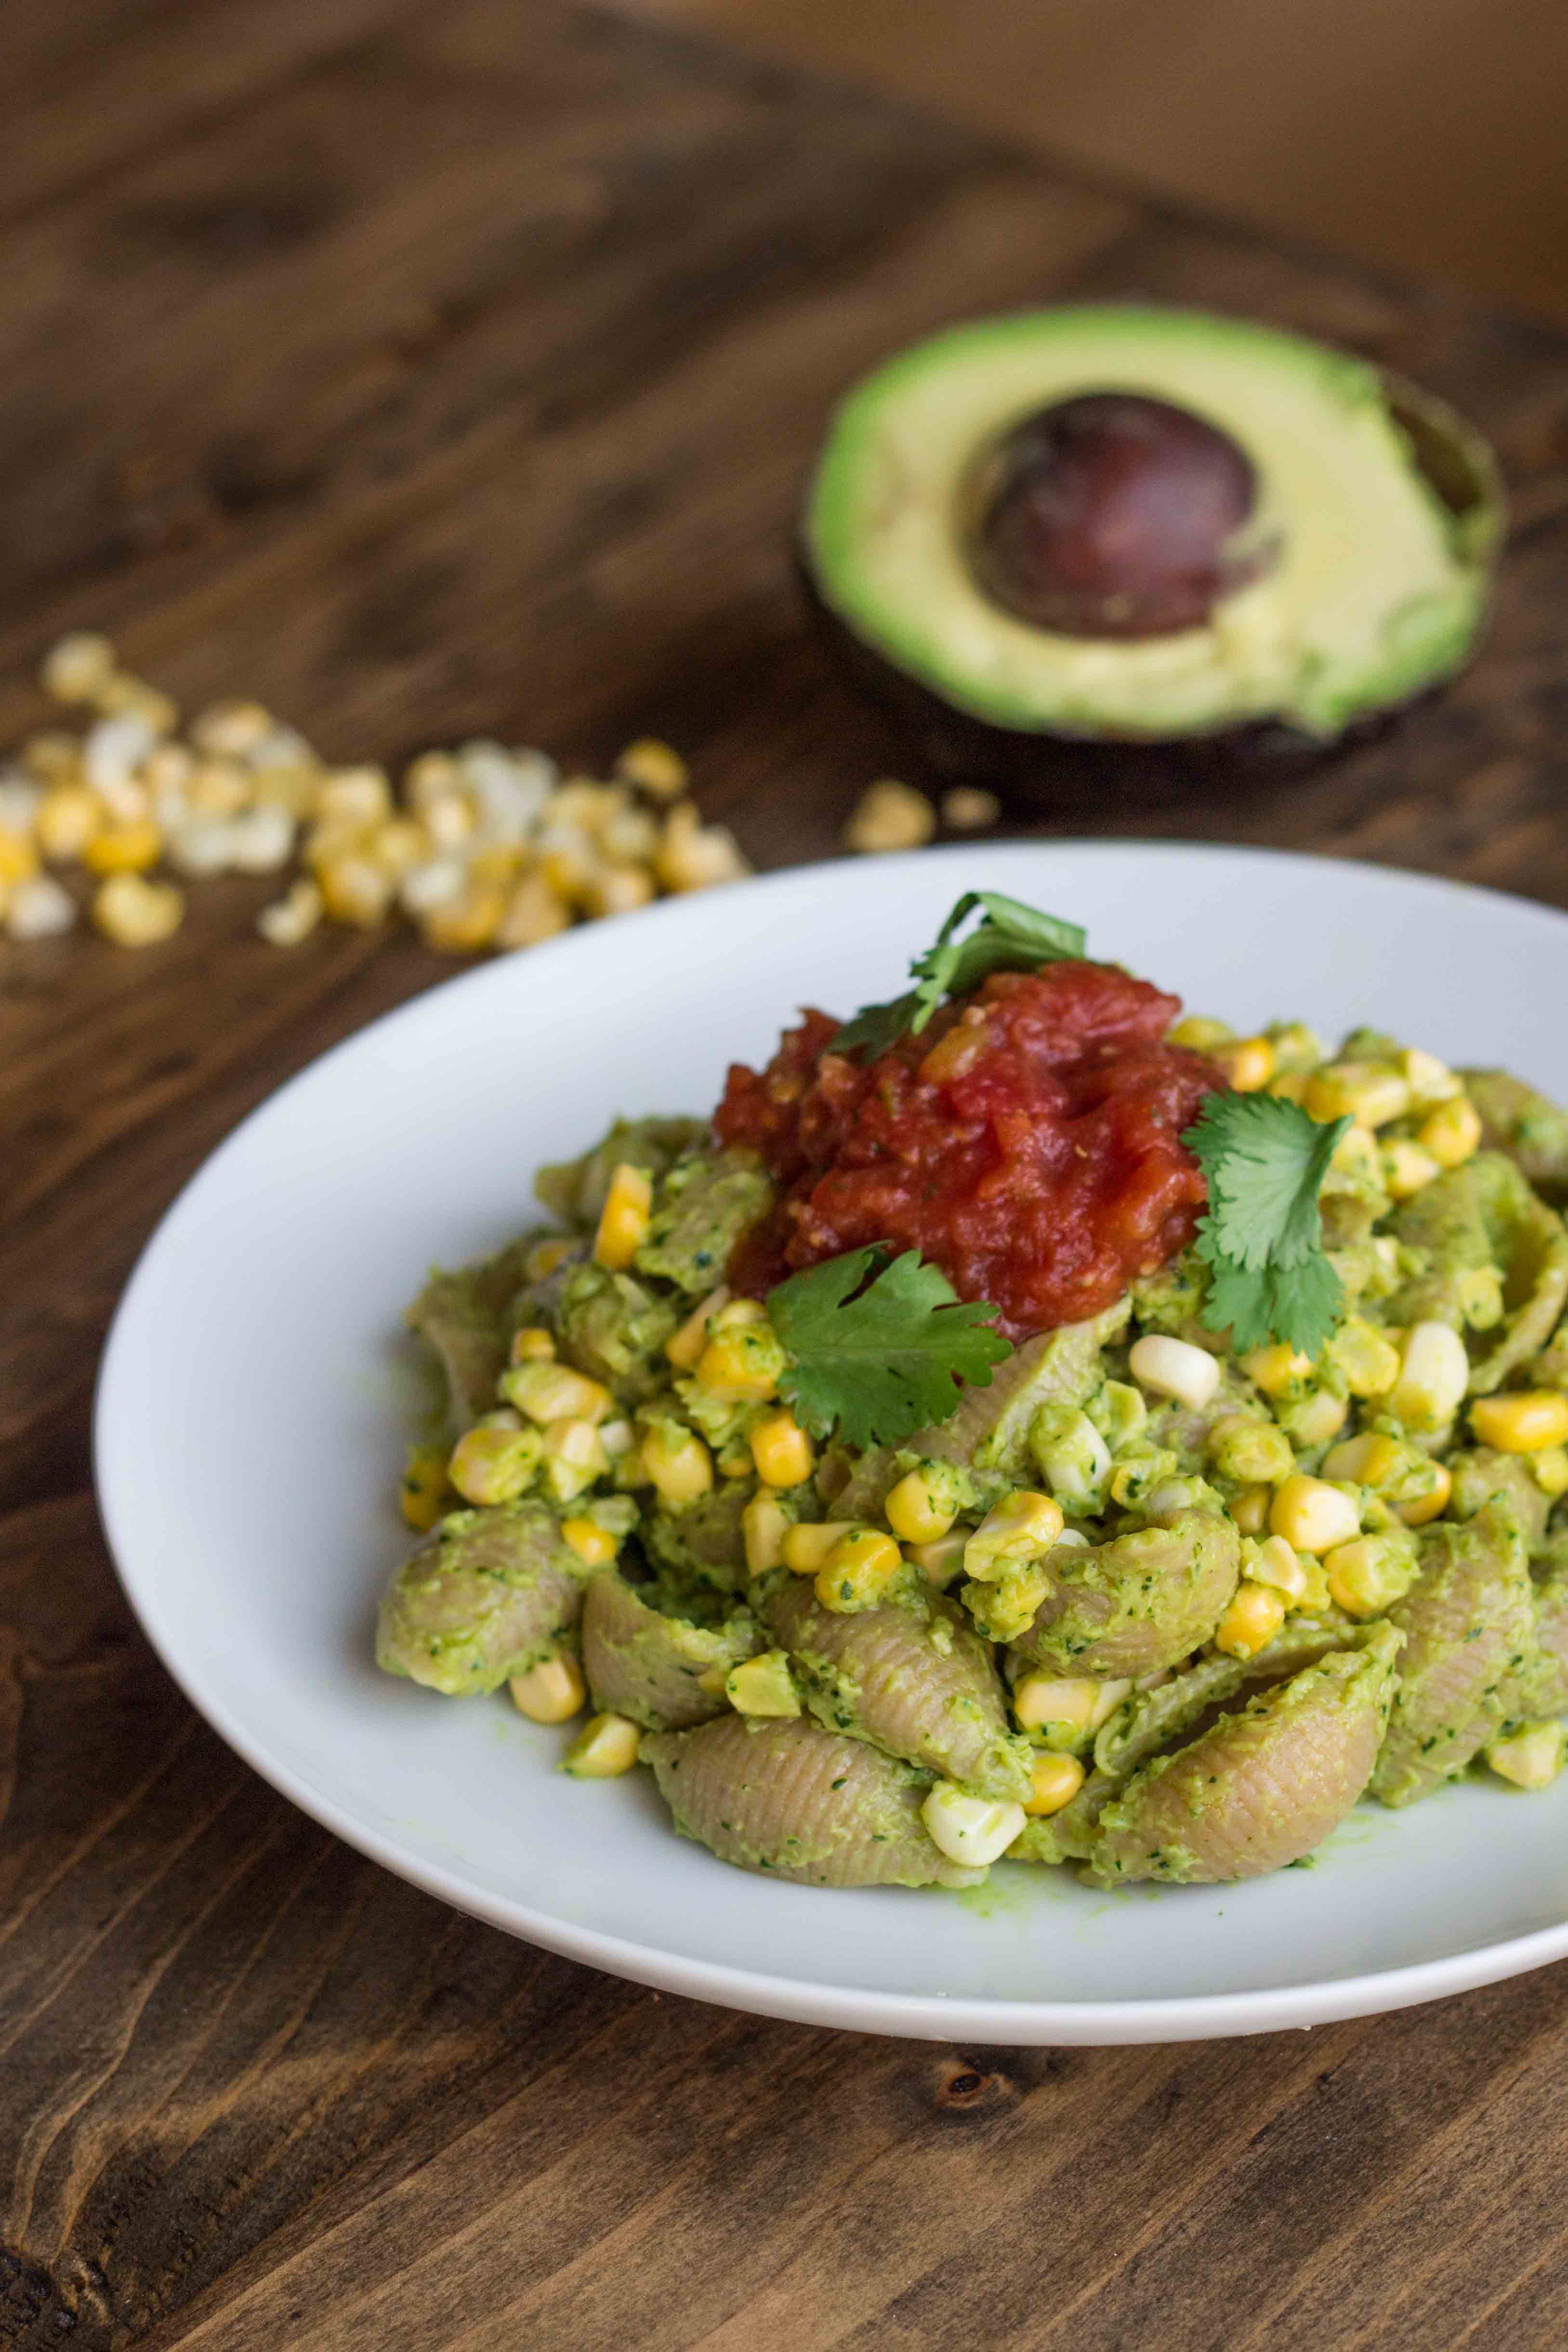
[803,305,1502,745]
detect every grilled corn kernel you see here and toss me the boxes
[422,884,505,954]
[1388,1320,1470,1432]
[844,779,937,855]
[725,1650,801,1718]
[1214,1035,1275,1092]
[1208,1416,1295,1485]
[884,1468,959,1546]
[593,1162,653,1272]
[1128,1334,1222,1410]
[1328,1318,1403,1398]
[563,1711,640,1777]
[1486,1721,1568,1790]
[561,1517,619,1567]
[641,1425,713,1509]
[1242,1534,1310,1603]
[964,1491,1065,1583]
[523,1235,574,1282]
[1305,1061,1411,1129]
[693,1317,787,1404]
[83,818,162,875]
[1471,1391,1568,1454]
[1382,1140,1442,1201]
[1418,1095,1482,1169]
[510,1325,556,1364]
[1230,1483,1272,1536]
[1169,1015,1234,1051]
[742,1492,791,1574]
[780,1520,856,1574]
[665,1286,730,1370]
[1214,1582,1288,1659]
[1013,1673,1099,1735]
[921,1782,1027,1866]
[1325,1532,1420,1617]
[815,1527,903,1614]
[615,738,687,798]
[750,1408,814,1489]
[1023,1752,1087,1818]
[510,1653,586,1724]
[448,1419,541,1505]
[92,872,183,946]
[399,1444,450,1530]
[541,1416,610,1504]
[501,1360,611,1426]
[1269,1474,1362,1555]
[1242,1343,1313,1398]
[1531,1447,1568,1499]
[35,783,102,860]
[41,630,117,701]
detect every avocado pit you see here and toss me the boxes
[969,392,1278,639]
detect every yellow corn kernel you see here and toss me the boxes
[368,815,431,876]
[780,1520,856,1574]
[1128,1334,1222,1410]
[1382,1139,1441,1202]
[1328,1318,1403,1399]
[1013,1673,1099,1735]
[35,783,102,861]
[693,1316,786,1404]
[81,817,161,876]
[1388,1320,1470,1432]
[654,802,750,893]
[510,1325,556,1364]
[399,1443,450,1531]
[563,1711,641,1776]
[616,738,688,799]
[1242,1534,1309,1604]
[906,1530,969,1586]
[1321,1431,1406,1488]
[1305,1061,1411,1129]
[0,829,41,887]
[1280,1387,1348,1448]
[467,846,524,892]
[257,876,324,947]
[665,1285,729,1370]
[1242,1342,1312,1398]
[92,872,184,946]
[940,786,1000,831]
[725,1650,801,1718]
[1213,1583,1288,1659]
[1399,1046,1461,1108]
[422,884,505,954]
[1208,1417,1294,1485]
[844,779,937,855]
[1531,1447,1568,1499]
[448,1418,541,1506]
[1397,1461,1452,1527]
[742,1491,791,1574]
[884,1468,959,1546]
[964,1491,1065,1583]
[496,871,572,949]
[750,1408,815,1489]
[1267,1070,1310,1105]
[318,853,393,928]
[1168,1015,1234,1052]
[40,629,117,700]
[561,1517,619,1568]
[1418,1095,1482,1170]
[23,731,83,781]
[1325,1533,1419,1617]
[185,758,249,816]
[582,864,656,919]
[815,1527,903,1613]
[593,1162,653,1272]
[1023,1751,1087,1818]
[1470,1391,1568,1454]
[1269,1473,1362,1555]
[641,1425,713,1509]
[502,1360,611,1426]
[541,1416,610,1504]
[1214,1035,1275,1092]
[1230,1483,1272,1537]
[510,1653,587,1724]
[523,1236,574,1284]
[1485,1721,1567,1791]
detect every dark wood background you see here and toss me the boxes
[7,6,1568,2346]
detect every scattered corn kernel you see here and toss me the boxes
[563,1711,641,1776]
[541,1417,610,1504]
[1397,1461,1452,1527]
[1388,1320,1470,1432]
[1486,1721,1568,1790]
[92,872,184,946]
[641,1425,714,1509]
[725,1650,801,1718]
[510,1653,587,1725]
[845,779,937,855]
[1214,1582,1288,1658]
[815,1526,904,1613]
[1267,1070,1310,1104]
[616,738,687,798]
[940,786,1000,831]
[1328,1318,1403,1399]
[1471,1391,1568,1454]
[35,783,102,860]
[593,1162,653,1272]
[1305,1061,1411,1129]
[884,1468,959,1546]
[1013,1673,1099,1735]
[1208,1417,1295,1486]
[422,883,505,954]
[1418,1095,1482,1169]
[1128,1333,1222,1410]
[1169,1015,1234,1051]
[1215,1035,1275,1092]
[964,1491,1065,1582]
[1242,1342,1313,1398]
[750,1408,814,1489]
[1279,1386,1348,1448]
[1399,1046,1461,1108]
[1530,1447,1568,1499]
[6,874,76,939]
[41,630,117,701]
[780,1520,856,1574]
[1242,1534,1309,1603]
[922,1782,1026,1866]
[399,1444,450,1530]
[1230,1483,1272,1536]
[666,1285,729,1370]
[510,1326,556,1364]
[523,1234,575,1283]
[82,818,163,876]
[561,1516,619,1567]
[1382,1139,1441,1201]
[318,854,393,928]
[1325,1533,1419,1617]
[742,1491,791,1574]
[448,1419,542,1506]
[1022,1752,1087,1818]
[1269,1473,1362,1555]
[502,1360,611,1427]
[654,801,750,893]
[693,1314,787,1403]
[257,875,324,947]
[906,1530,970,1586]
[191,700,275,758]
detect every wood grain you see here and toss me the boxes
[5,4,1568,2347]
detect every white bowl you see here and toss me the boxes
[95,840,1568,2042]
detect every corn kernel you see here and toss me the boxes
[422,883,505,953]
[742,1491,791,1574]
[593,1162,653,1272]
[906,1530,970,1586]
[1269,1473,1362,1555]
[192,699,275,758]
[35,783,102,861]
[1470,1391,1568,1454]
[1388,1320,1470,1432]
[582,863,656,919]
[92,872,184,946]
[1230,1483,1272,1536]
[81,817,161,876]
[654,802,749,893]
[1215,1035,1275,1092]
[448,1420,541,1506]
[844,779,937,855]
[6,875,76,939]
[922,1782,1026,1865]
[815,1527,903,1613]
[1305,1062,1411,1129]
[1208,1416,1295,1485]
[510,1325,556,1364]
[1531,1447,1568,1499]
[523,1234,574,1283]
[41,630,117,701]
[1322,1431,1406,1488]
[1324,1533,1417,1616]
[1327,1318,1403,1398]
[1023,1751,1087,1818]
[367,816,431,876]
[399,1443,450,1530]
[1168,1015,1234,1052]
[725,1651,801,1718]
[1242,1534,1309,1603]
[501,1361,611,1427]
[693,1317,786,1404]
[1279,1387,1348,1448]
[1399,1046,1461,1108]
[1267,1070,1310,1105]
[1486,1721,1567,1791]
[884,1468,958,1546]
[1242,1342,1313,1398]
[22,731,83,781]
[616,738,688,798]
[1382,1140,1441,1201]
[1268,1021,1328,1073]
[185,758,250,816]
[1128,1334,1222,1410]
[404,750,462,804]
[257,877,324,947]
[780,1520,856,1574]
[510,1654,586,1725]
[1419,1095,1482,1169]
[1013,1673,1099,1735]
[1397,1461,1452,1527]
[1214,1582,1288,1659]
[641,1425,713,1509]
[964,1492,1065,1582]
[318,854,393,928]
[541,1417,610,1504]
[563,1712,641,1776]
[940,786,1001,831]
[750,1408,815,1489]
[0,829,41,887]
[665,1285,729,1370]
[561,1516,619,1567]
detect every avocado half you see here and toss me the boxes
[800,306,1504,798]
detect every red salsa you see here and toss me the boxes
[715,959,1222,1339]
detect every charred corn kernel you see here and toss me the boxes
[815,1527,903,1613]
[1269,1473,1362,1555]
[884,1468,959,1546]
[563,1711,640,1777]
[82,817,161,876]
[964,1491,1065,1582]
[1328,1318,1403,1398]
[35,783,102,860]
[1214,1035,1275,1092]
[1214,1582,1288,1658]
[41,630,117,700]
[1128,1334,1222,1410]
[318,854,392,928]
[615,738,687,798]
[510,1326,556,1364]
[907,1530,969,1586]
[0,830,40,887]
[1023,1752,1087,1818]
[1242,1342,1313,1398]
[541,1417,610,1504]
[1471,1391,1568,1454]
[1231,1483,1272,1536]
[1305,1061,1410,1129]
[693,1316,787,1404]
[742,1491,791,1574]
[1267,1070,1310,1105]
[844,778,936,854]
[1013,1673,1099,1735]
[1396,1461,1451,1527]
[1208,1417,1295,1485]
[1322,1431,1408,1488]
[1279,1387,1348,1448]
[780,1520,856,1573]
[641,1425,713,1509]
[510,1653,586,1725]
[1486,1720,1568,1790]
[1169,1015,1234,1051]
[1418,1094,1482,1169]
[399,1444,450,1530]
[496,871,572,949]
[940,785,1001,831]
[501,1361,611,1426]
[922,1782,1026,1866]
[422,884,505,953]
[665,1285,729,1370]
[448,1420,541,1505]
[1400,1046,1461,1107]
[257,876,324,947]
[92,872,183,945]
[750,1409,814,1489]
[1382,1140,1441,1201]
[1325,1532,1420,1617]
[725,1650,800,1718]
[1388,1320,1470,1432]
[561,1516,619,1567]
[1531,1447,1568,1499]
[1242,1534,1310,1603]
[593,1162,653,1272]
[582,863,656,919]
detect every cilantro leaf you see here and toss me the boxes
[766,1247,1012,1449]
[1183,1093,1352,1355]
[829,892,1086,1057]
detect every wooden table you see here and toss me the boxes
[7,7,1568,2346]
